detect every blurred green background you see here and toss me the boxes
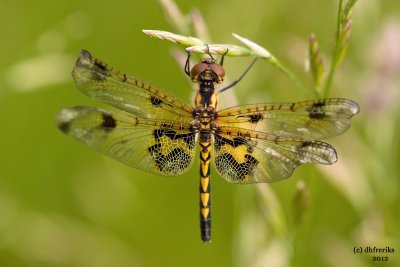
[1,0,399,266]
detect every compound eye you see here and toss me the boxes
[190,62,208,81]
[210,63,225,83]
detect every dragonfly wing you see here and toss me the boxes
[72,50,194,120]
[212,129,337,184]
[56,106,197,176]
[217,98,359,140]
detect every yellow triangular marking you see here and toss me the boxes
[201,207,210,219]
[200,193,209,207]
[200,177,209,192]
[201,162,209,177]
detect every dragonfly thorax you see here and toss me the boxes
[191,106,217,143]
[191,59,223,109]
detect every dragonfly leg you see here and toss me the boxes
[184,50,191,77]
[219,57,259,93]
[219,48,229,66]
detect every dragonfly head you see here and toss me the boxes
[190,59,225,85]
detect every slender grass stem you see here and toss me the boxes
[270,57,317,98]
[324,0,343,97]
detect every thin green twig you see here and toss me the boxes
[270,56,316,98]
[324,0,344,97]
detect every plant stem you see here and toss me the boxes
[324,0,343,97]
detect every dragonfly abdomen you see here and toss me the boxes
[199,131,212,243]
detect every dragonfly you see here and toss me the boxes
[56,49,359,243]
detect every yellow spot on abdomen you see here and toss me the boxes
[200,177,209,192]
[201,207,210,219]
[201,161,209,177]
[200,192,210,207]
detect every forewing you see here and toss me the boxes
[56,107,197,176]
[212,129,337,184]
[217,98,359,140]
[72,50,194,120]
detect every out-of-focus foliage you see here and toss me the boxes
[0,0,399,267]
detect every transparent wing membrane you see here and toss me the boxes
[216,98,359,140]
[56,106,196,176]
[72,50,194,121]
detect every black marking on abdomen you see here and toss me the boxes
[215,153,259,181]
[199,152,211,162]
[200,142,211,152]
[201,217,211,243]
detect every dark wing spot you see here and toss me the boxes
[148,143,161,153]
[75,51,110,81]
[150,96,163,106]
[215,153,259,181]
[153,129,163,140]
[248,113,262,124]
[148,129,196,174]
[307,102,326,119]
[58,121,70,133]
[214,135,246,151]
[79,49,93,60]
[312,102,326,108]
[100,112,116,131]
[168,132,196,149]
[300,141,313,147]
[153,129,196,149]
[148,146,191,174]
[94,61,107,71]
[214,134,256,154]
